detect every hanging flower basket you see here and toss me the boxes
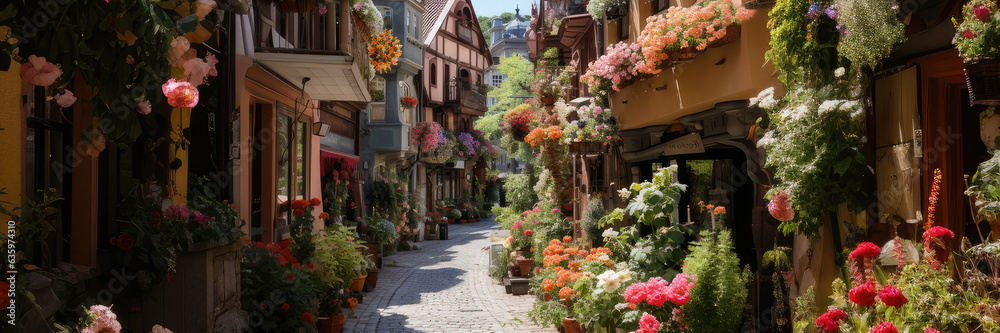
[964,58,1000,105]
[400,96,417,109]
[709,25,742,48]
[670,46,703,62]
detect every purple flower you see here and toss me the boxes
[825,6,837,20]
[193,211,208,225]
[807,4,821,16]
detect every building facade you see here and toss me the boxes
[485,8,530,109]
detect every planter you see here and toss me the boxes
[709,24,741,48]
[459,219,467,224]
[562,318,584,333]
[350,274,368,292]
[742,0,776,9]
[276,0,316,13]
[515,259,534,276]
[670,46,702,62]
[540,94,556,105]
[318,313,346,333]
[365,270,379,289]
[448,218,456,224]
[965,58,1000,105]
[509,265,521,277]
[503,277,513,294]
[362,243,380,264]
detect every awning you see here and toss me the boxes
[320,150,360,177]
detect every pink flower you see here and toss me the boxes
[974,5,991,22]
[551,208,560,213]
[849,281,877,307]
[137,100,152,115]
[815,308,846,332]
[169,37,191,66]
[193,211,208,225]
[870,322,899,333]
[80,304,122,333]
[184,58,213,86]
[849,242,881,261]
[878,285,907,307]
[20,55,62,87]
[624,282,647,304]
[55,89,77,108]
[161,79,199,108]
[319,5,328,15]
[925,329,941,333]
[633,313,660,333]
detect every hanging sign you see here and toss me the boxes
[662,133,705,156]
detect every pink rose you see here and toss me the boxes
[161,79,199,108]
[20,55,62,87]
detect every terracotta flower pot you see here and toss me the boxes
[448,218,456,224]
[991,218,1000,242]
[350,274,368,292]
[318,313,346,333]
[515,259,534,276]
[562,318,583,333]
[459,219,467,224]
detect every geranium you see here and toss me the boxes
[368,29,402,73]
[79,304,122,333]
[870,322,899,333]
[878,285,907,307]
[583,42,647,94]
[20,55,62,87]
[400,96,417,108]
[411,122,444,152]
[559,286,576,300]
[635,0,756,74]
[502,104,536,141]
[543,279,556,292]
[633,313,661,333]
[767,190,795,221]
[815,308,846,332]
[848,281,877,307]
[161,78,199,108]
[525,126,564,148]
[953,0,1000,60]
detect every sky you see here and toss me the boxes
[472,0,535,18]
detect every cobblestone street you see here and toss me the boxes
[343,220,555,333]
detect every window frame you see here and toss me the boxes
[430,63,437,86]
[653,0,670,13]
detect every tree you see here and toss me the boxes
[486,54,533,114]
[478,16,493,45]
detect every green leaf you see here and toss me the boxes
[176,14,199,34]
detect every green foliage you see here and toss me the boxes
[765,0,844,87]
[682,228,750,333]
[365,216,399,245]
[621,166,687,228]
[0,188,62,267]
[953,0,1000,60]
[579,196,606,242]
[187,177,246,245]
[754,85,870,238]
[474,112,505,142]
[627,226,690,280]
[372,89,385,102]
[311,225,371,290]
[241,243,322,332]
[527,300,569,328]
[834,0,906,71]
[966,149,1000,221]
[792,286,818,333]
[494,173,536,229]
[487,54,535,114]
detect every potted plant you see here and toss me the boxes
[954,0,1000,105]
[371,89,385,102]
[448,209,461,224]
[966,150,1000,241]
[368,29,402,74]
[366,216,399,246]
[241,241,322,332]
[400,96,417,109]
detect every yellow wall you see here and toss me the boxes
[605,2,781,130]
[0,63,22,218]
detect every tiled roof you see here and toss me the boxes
[421,0,448,41]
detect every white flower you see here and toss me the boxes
[617,187,631,199]
[834,67,846,77]
[756,130,776,148]
[818,100,841,114]
[755,87,778,109]
[614,303,629,311]
[602,228,619,238]
[595,269,625,294]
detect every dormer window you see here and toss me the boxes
[493,18,503,27]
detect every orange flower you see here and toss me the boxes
[559,287,575,300]
[563,236,572,243]
[705,204,714,210]
[319,212,330,219]
[713,206,726,215]
[543,279,555,292]
[348,297,358,309]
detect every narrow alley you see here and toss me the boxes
[344,220,554,333]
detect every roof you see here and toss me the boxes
[421,0,449,42]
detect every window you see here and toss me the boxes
[618,15,628,41]
[492,74,504,86]
[430,63,437,85]
[412,12,419,35]
[654,0,669,12]
[405,9,410,32]
[275,108,310,227]
[380,6,392,29]
[477,74,482,85]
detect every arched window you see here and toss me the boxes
[429,63,437,86]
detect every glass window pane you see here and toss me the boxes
[296,121,306,200]
[684,159,735,227]
[277,114,291,218]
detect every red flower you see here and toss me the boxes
[815,308,846,332]
[117,233,135,251]
[310,198,322,207]
[294,209,305,216]
[870,322,899,333]
[260,303,267,310]
[768,190,795,221]
[152,211,162,230]
[293,263,301,269]
[974,5,991,22]
[161,78,199,108]
[563,236,572,243]
[305,264,315,270]
[878,285,907,307]
[637,313,660,333]
[281,303,290,312]
[110,236,117,246]
[286,273,296,281]
[849,242,881,261]
[523,230,533,236]
[319,212,330,219]
[848,281,877,307]
[923,226,955,268]
[925,329,941,333]
[302,312,314,324]
[963,30,976,39]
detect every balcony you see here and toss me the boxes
[445,79,488,114]
[252,3,372,102]
[367,102,413,153]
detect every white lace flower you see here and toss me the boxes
[834,67,846,77]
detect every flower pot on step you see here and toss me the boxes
[562,318,584,333]
[317,313,346,333]
[515,259,534,277]
[350,274,368,292]
[365,270,379,289]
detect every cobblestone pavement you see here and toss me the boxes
[342,219,556,333]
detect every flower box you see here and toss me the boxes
[964,58,1000,105]
[670,46,702,62]
[709,25,742,49]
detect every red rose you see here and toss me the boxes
[286,273,296,280]
[302,312,313,324]
[848,281,877,307]
[815,308,846,332]
[964,30,976,39]
[974,5,991,22]
[281,303,290,312]
[294,209,305,216]
[870,322,898,333]
[152,211,162,230]
[878,285,907,307]
[117,233,135,251]
[848,242,881,261]
[310,198,322,207]
[524,230,533,236]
